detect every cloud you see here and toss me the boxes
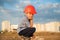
[23,1,31,4]
[34,2,60,23]
[33,1,38,4]
[53,3,59,8]
[15,4,20,9]
[0,7,12,21]
[18,0,31,6]
[0,0,19,6]
[38,3,60,9]
[14,0,31,13]
[37,3,60,14]
[54,10,60,13]
[0,6,24,24]
[0,7,9,14]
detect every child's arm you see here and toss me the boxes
[30,19,33,28]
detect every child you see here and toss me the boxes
[17,5,37,39]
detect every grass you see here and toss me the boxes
[0,32,60,40]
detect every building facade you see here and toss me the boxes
[11,25,18,32]
[2,21,11,32]
[1,21,60,32]
[33,22,60,32]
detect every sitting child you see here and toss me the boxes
[17,5,37,39]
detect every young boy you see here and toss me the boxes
[17,5,36,39]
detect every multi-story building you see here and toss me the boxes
[45,22,60,32]
[11,25,18,32]
[2,21,11,32]
[1,21,60,32]
[33,22,60,32]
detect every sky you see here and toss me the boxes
[0,0,60,26]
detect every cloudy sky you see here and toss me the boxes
[0,0,60,25]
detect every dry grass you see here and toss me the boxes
[0,32,60,40]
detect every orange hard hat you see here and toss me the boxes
[24,5,36,15]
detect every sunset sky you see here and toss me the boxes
[0,0,60,25]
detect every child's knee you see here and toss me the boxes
[33,27,36,31]
[31,27,36,32]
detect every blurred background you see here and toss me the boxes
[0,0,60,32]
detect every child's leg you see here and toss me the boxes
[18,29,28,36]
[18,27,36,37]
[24,27,36,37]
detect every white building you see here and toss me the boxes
[2,21,11,32]
[11,25,18,32]
[33,22,60,32]
[1,21,60,32]
[45,22,60,32]
[33,24,41,32]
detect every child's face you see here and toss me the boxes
[25,12,34,19]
